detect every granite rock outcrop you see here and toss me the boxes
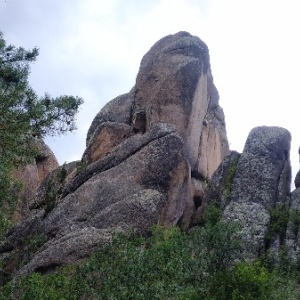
[207,126,292,259]
[12,139,59,223]
[1,30,299,283]
[286,171,300,262]
[0,31,229,279]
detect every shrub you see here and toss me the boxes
[223,156,239,198]
[210,261,273,300]
[265,204,289,248]
[1,207,299,299]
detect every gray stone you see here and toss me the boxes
[231,126,291,209]
[223,201,270,260]
[206,150,241,209]
[86,93,133,147]
[0,32,229,279]
[285,188,300,263]
[12,139,59,223]
[222,126,291,259]
[294,170,300,189]
[198,103,229,180]
[133,31,228,173]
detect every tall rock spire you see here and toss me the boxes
[0,32,229,279]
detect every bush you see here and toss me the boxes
[210,261,273,300]
[265,204,289,247]
[1,207,299,299]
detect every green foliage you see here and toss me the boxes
[0,216,13,243]
[0,31,83,238]
[289,209,300,237]
[43,180,58,214]
[58,164,67,184]
[42,164,68,214]
[0,213,242,299]
[0,233,48,282]
[271,276,300,300]
[204,202,222,226]
[0,170,22,241]
[209,261,273,300]
[223,156,239,198]
[209,260,300,300]
[0,31,83,145]
[75,160,87,175]
[0,271,74,300]
[20,234,48,268]
[1,217,299,299]
[200,178,208,188]
[265,204,289,247]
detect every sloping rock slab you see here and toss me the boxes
[1,125,189,278]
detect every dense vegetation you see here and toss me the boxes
[0,31,83,237]
[0,205,299,300]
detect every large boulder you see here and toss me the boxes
[12,139,59,223]
[230,126,291,208]
[84,93,134,164]
[34,139,60,185]
[205,150,241,209]
[210,126,291,259]
[132,31,228,173]
[0,32,229,279]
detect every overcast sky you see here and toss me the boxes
[1,0,300,187]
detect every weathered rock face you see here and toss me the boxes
[84,93,134,164]
[0,31,229,279]
[34,139,60,185]
[288,168,300,262]
[230,126,291,209]
[207,126,292,259]
[198,105,228,179]
[12,139,59,223]
[286,181,300,263]
[294,169,300,189]
[132,31,228,173]
[205,150,241,210]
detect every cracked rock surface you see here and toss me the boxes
[0,31,228,279]
[207,126,292,259]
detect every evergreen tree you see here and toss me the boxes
[0,31,83,235]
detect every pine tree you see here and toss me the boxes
[0,31,83,236]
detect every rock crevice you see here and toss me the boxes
[0,32,229,279]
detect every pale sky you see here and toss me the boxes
[1,0,300,187]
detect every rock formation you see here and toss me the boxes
[0,32,229,280]
[285,171,300,262]
[12,139,59,223]
[207,126,292,259]
[1,30,300,284]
